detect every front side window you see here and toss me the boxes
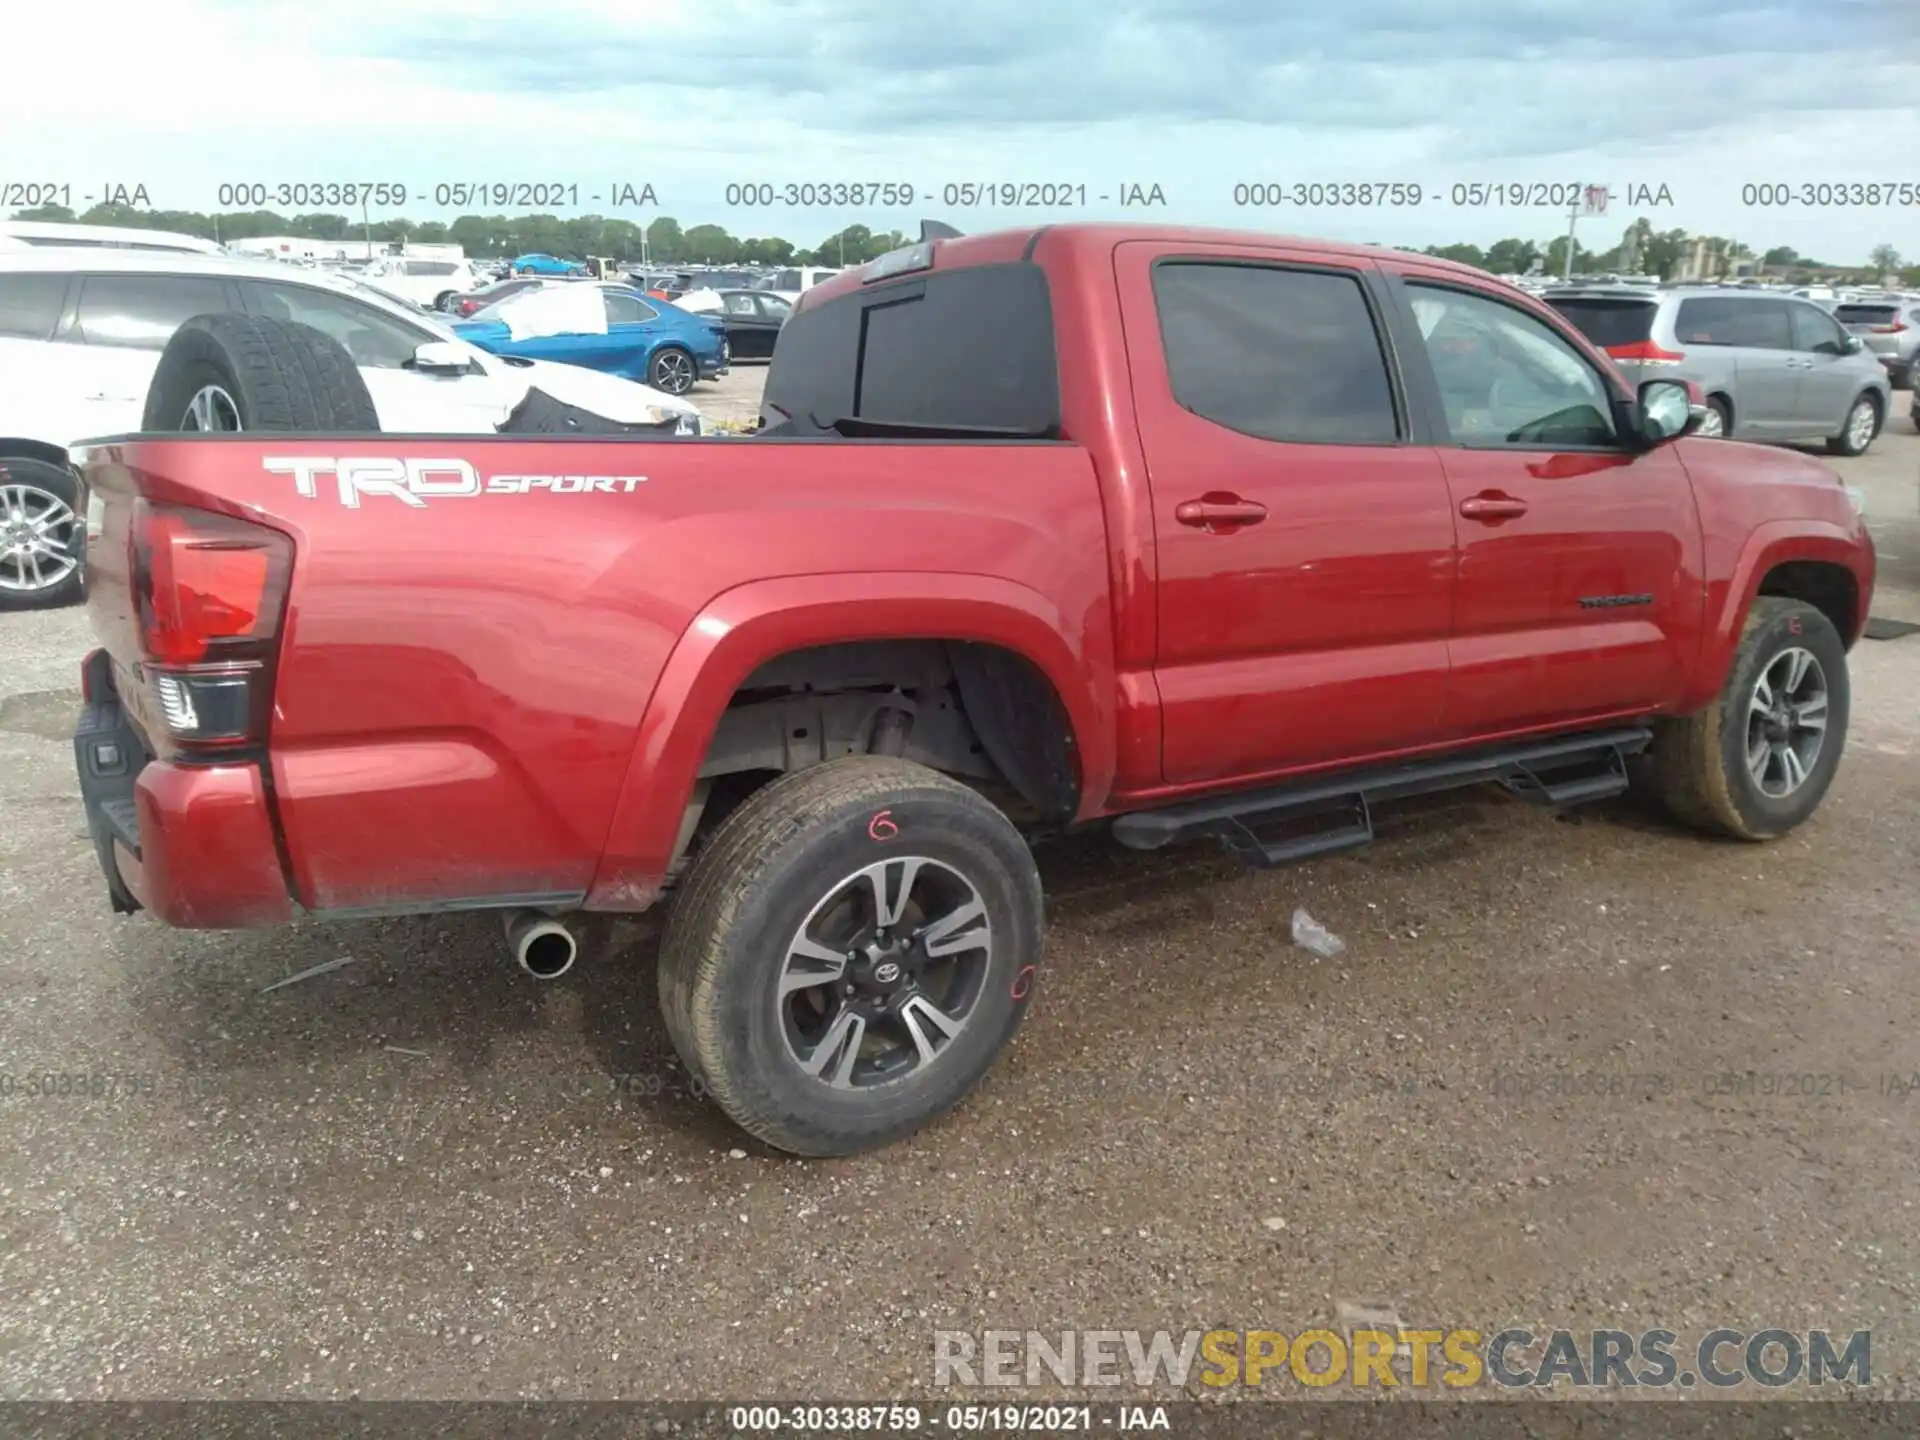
[73,274,232,349]
[249,281,428,368]
[1407,283,1617,448]
[1153,262,1400,444]
[1788,302,1848,353]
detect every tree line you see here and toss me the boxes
[10,201,1914,284]
[1423,218,1910,284]
[10,201,902,267]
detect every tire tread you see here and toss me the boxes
[659,757,1026,1155]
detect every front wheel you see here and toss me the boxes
[1826,393,1881,457]
[657,758,1046,1157]
[1696,395,1731,439]
[648,345,697,395]
[1643,598,1849,840]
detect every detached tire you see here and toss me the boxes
[658,757,1045,1157]
[1645,598,1849,840]
[141,314,379,433]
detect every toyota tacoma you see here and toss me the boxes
[70,223,1875,1155]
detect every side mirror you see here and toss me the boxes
[411,340,470,373]
[1638,378,1703,443]
[1840,334,1865,355]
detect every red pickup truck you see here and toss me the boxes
[71,223,1874,1156]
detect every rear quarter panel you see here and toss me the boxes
[95,436,1113,915]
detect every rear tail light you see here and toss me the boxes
[130,501,292,751]
[1605,340,1687,366]
[1870,321,1908,333]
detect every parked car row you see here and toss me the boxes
[1544,285,1893,453]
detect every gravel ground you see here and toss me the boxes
[1,391,1918,1403]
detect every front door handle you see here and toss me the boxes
[1175,493,1268,531]
[1459,492,1528,521]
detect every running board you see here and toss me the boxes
[1112,727,1651,870]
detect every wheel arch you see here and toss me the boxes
[1683,523,1872,710]
[585,572,1116,910]
[0,438,81,474]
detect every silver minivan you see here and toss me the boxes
[1545,286,1891,455]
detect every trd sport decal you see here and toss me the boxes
[1578,593,1655,609]
[262,456,648,507]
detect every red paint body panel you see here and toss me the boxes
[74,223,1876,929]
[129,762,295,927]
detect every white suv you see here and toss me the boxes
[353,254,488,311]
[0,249,704,609]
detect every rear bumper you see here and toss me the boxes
[74,649,295,929]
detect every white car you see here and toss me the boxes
[352,254,489,311]
[0,249,705,609]
[754,265,842,304]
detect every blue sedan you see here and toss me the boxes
[512,253,585,276]
[452,284,729,395]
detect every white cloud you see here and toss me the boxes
[3,0,1916,263]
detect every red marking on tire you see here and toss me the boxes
[867,809,899,842]
[1011,965,1036,1001]
[1788,617,1802,635]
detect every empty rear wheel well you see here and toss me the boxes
[674,640,1080,872]
[1756,560,1859,647]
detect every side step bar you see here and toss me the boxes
[1111,726,1652,870]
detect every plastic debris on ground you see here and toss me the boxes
[1290,907,1346,959]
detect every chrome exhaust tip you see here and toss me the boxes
[504,910,577,979]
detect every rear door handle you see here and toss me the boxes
[1459,492,1528,521]
[1175,494,1268,531]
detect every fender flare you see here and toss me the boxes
[1681,519,1871,711]
[585,570,1116,908]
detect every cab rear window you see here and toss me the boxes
[761,262,1060,437]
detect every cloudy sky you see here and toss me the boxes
[7,0,1918,262]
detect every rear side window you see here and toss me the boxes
[1152,262,1398,444]
[1673,297,1792,349]
[604,290,657,324]
[0,273,67,338]
[1545,297,1656,349]
[74,274,231,349]
[404,260,458,277]
[763,262,1060,435]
